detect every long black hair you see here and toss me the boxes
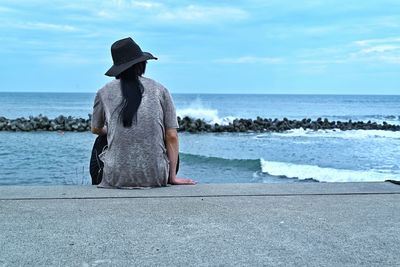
[116,61,146,127]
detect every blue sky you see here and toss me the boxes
[0,0,399,94]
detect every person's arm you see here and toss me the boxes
[91,91,107,136]
[91,126,107,136]
[162,86,195,185]
[165,128,195,185]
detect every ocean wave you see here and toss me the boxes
[256,129,400,139]
[176,99,235,125]
[180,153,400,182]
[326,114,400,124]
[177,108,235,125]
[260,159,400,182]
[180,153,260,170]
[176,109,400,128]
[364,114,399,122]
[176,99,400,127]
[325,114,399,120]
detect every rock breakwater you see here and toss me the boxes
[177,116,400,132]
[0,115,399,133]
[0,115,91,132]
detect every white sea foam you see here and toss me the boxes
[257,128,400,139]
[176,99,235,125]
[260,159,400,182]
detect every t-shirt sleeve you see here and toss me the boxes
[162,88,179,129]
[91,91,105,128]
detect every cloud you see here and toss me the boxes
[298,64,328,74]
[100,0,162,13]
[155,5,248,23]
[294,36,400,67]
[40,52,108,65]
[15,22,78,32]
[354,37,400,46]
[109,0,160,8]
[63,2,248,25]
[351,37,400,64]
[131,1,162,9]
[375,56,400,64]
[359,45,400,54]
[215,56,284,64]
[42,53,91,64]
[0,6,16,13]
[95,10,115,19]
[299,59,346,64]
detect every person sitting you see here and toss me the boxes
[91,37,195,188]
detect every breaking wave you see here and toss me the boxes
[256,129,400,139]
[180,153,400,182]
[324,115,400,125]
[176,99,235,125]
[260,159,400,182]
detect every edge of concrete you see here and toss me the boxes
[0,182,399,200]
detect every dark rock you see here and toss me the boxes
[56,115,65,124]
[0,115,399,133]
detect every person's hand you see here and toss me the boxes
[170,177,197,185]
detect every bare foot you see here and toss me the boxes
[170,178,197,185]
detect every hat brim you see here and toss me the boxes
[105,52,157,77]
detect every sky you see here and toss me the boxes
[0,0,399,94]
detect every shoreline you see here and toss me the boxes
[0,115,399,133]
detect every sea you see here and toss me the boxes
[0,92,400,185]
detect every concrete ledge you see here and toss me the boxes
[0,182,399,200]
[1,183,399,266]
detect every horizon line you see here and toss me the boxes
[1,91,400,96]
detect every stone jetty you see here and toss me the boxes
[0,115,91,132]
[0,115,399,133]
[176,116,400,133]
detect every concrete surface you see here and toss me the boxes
[0,182,399,266]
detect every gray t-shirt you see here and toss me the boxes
[92,77,179,188]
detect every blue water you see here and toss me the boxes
[1,92,400,185]
[2,93,400,124]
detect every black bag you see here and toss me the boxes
[89,135,107,185]
[89,135,180,185]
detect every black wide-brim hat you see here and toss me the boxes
[105,37,157,77]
